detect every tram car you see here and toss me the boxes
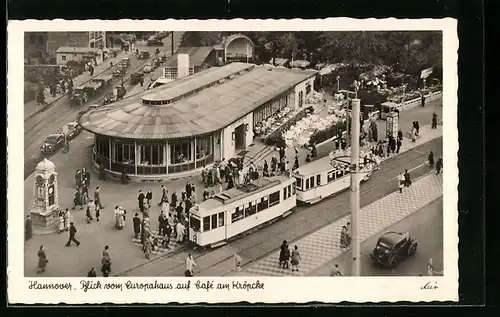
[188,175,296,248]
[293,154,377,204]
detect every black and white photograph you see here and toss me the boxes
[8,19,459,303]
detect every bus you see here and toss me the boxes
[188,175,296,248]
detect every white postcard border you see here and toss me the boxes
[7,18,459,304]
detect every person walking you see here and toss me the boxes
[146,189,153,206]
[185,254,196,277]
[138,190,145,212]
[432,113,438,129]
[404,169,412,187]
[25,215,32,241]
[398,172,405,193]
[64,208,72,230]
[340,225,348,249]
[396,137,402,154]
[428,151,435,167]
[94,187,104,209]
[101,245,111,274]
[436,158,443,175]
[133,213,141,239]
[65,222,80,247]
[279,240,290,269]
[346,222,352,249]
[58,213,65,234]
[290,245,302,272]
[37,245,48,274]
[176,221,185,243]
[158,185,168,206]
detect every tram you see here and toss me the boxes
[293,153,378,204]
[188,175,296,248]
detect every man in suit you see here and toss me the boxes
[138,190,145,212]
[133,213,141,239]
[146,189,153,206]
[65,222,80,247]
[94,186,104,209]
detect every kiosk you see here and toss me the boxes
[385,111,399,138]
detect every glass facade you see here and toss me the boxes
[93,134,215,176]
[252,93,289,128]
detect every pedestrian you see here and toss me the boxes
[158,185,168,206]
[158,211,167,236]
[101,245,111,272]
[346,222,352,248]
[146,189,153,206]
[398,172,405,193]
[185,254,196,277]
[65,222,80,247]
[293,156,299,170]
[94,186,105,209]
[138,190,145,212]
[432,113,438,129]
[25,215,32,241]
[415,121,420,135]
[397,128,403,141]
[404,169,412,187]
[176,220,185,242]
[87,268,97,277]
[64,208,71,230]
[279,240,290,269]
[95,204,100,222]
[73,189,83,210]
[185,182,192,199]
[165,223,172,245]
[396,137,402,154]
[330,264,343,276]
[436,158,443,175]
[37,245,48,274]
[144,231,152,259]
[340,225,348,249]
[133,213,141,239]
[170,191,177,211]
[58,213,64,234]
[290,245,301,272]
[428,151,435,167]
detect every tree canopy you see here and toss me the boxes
[180,31,442,75]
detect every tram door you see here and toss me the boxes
[188,213,201,245]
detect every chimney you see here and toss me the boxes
[177,53,190,79]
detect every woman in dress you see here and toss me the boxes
[428,151,435,167]
[37,245,48,274]
[290,245,301,272]
[58,214,64,233]
[279,240,290,269]
[398,172,405,193]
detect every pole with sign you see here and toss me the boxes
[350,99,362,276]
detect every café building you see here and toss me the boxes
[79,62,316,181]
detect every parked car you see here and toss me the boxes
[102,93,116,105]
[41,133,65,154]
[120,57,131,68]
[143,63,153,73]
[65,122,83,140]
[130,72,144,85]
[113,67,126,77]
[147,39,163,46]
[370,231,418,268]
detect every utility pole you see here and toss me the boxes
[350,98,362,276]
[171,32,174,56]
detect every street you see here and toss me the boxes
[23,32,183,179]
[309,197,443,276]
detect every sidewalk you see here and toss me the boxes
[24,49,130,120]
[235,172,443,276]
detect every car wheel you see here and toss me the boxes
[408,244,417,256]
[389,256,398,268]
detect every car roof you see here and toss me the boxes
[378,231,406,246]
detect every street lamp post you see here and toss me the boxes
[336,76,340,92]
[350,98,362,277]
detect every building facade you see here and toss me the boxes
[79,62,316,182]
[162,46,217,80]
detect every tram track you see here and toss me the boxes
[118,137,442,277]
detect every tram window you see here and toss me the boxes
[305,178,309,190]
[283,187,287,199]
[295,177,303,190]
[269,191,280,206]
[189,216,200,231]
[327,171,336,182]
[245,201,257,217]
[336,170,344,178]
[292,184,296,195]
[203,216,211,232]
[309,176,315,188]
[231,206,244,222]
[211,214,218,230]
[316,175,321,186]
[218,212,225,226]
[258,197,268,212]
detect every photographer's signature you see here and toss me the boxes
[421,281,439,290]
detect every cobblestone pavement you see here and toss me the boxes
[238,173,443,276]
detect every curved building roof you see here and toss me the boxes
[79,62,316,140]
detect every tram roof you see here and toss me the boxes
[196,175,292,211]
[293,155,366,176]
[79,63,317,140]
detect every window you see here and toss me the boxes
[283,187,288,200]
[327,171,336,183]
[61,55,67,61]
[298,91,304,107]
[269,191,280,206]
[306,83,312,95]
[245,201,257,217]
[257,197,268,212]
[295,177,303,190]
[305,178,309,190]
[309,176,315,188]
[316,175,321,186]
[189,216,200,231]
[218,212,225,227]
[283,185,292,199]
[336,170,344,178]
[292,183,296,195]
[211,214,218,230]
[203,216,210,232]
[196,135,213,159]
[171,140,193,164]
[231,206,244,222]
[288,185,292,198]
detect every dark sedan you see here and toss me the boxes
[41,133,65,154]
[65,122,83,140]
[370,231,418,268]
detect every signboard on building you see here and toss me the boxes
[420,67,434,79]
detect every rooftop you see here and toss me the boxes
[163,46,215,68]
[79,63,317,140]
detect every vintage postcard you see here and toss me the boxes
[7,18,458,304]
